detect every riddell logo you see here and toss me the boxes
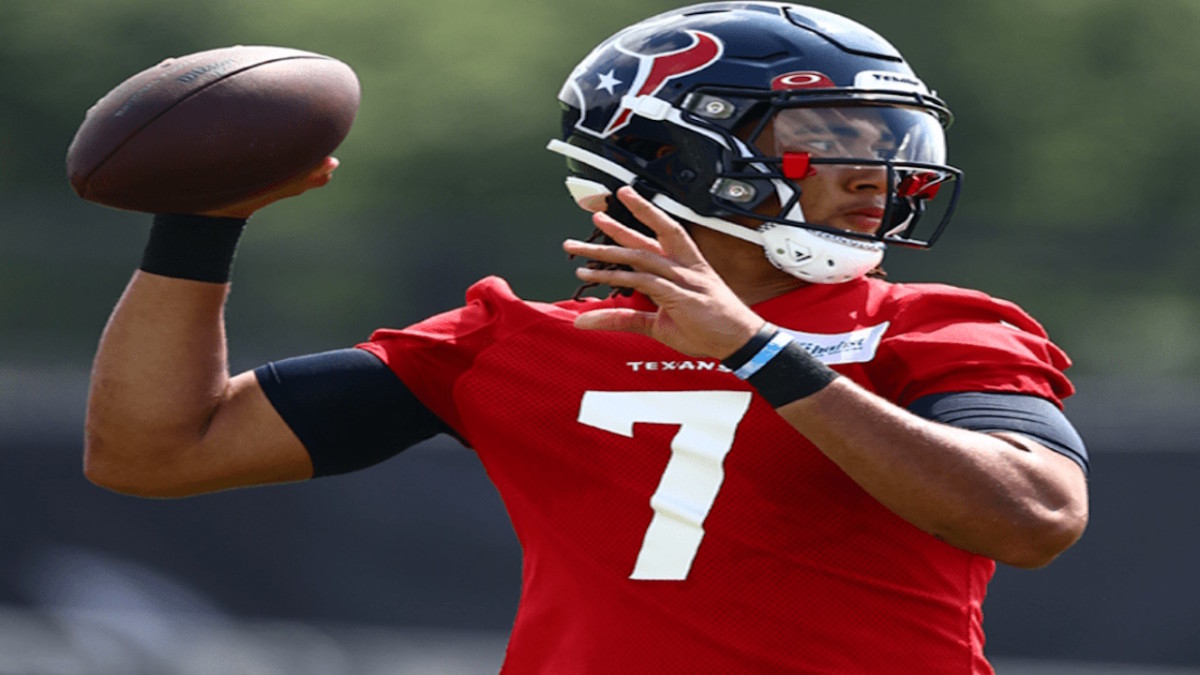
[853,70,928,95]
[787,244,813,264]
[867,72,920,87]
[771,71,835,90]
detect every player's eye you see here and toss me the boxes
[871,143,898,159]
[794,138,835,155]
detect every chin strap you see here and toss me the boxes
[547,139,884,284]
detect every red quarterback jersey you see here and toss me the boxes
[358,275,1074,674]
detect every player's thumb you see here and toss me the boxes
[307,156,340,187]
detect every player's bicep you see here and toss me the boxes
[191,370,317,490]
[121,371,316,497]
[254,348,451,477]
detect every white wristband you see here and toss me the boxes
[732,330,795,380]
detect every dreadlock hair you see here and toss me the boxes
[569,191,648,300]
[570,226,630,300]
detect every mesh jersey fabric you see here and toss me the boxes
[357,275,1075,674]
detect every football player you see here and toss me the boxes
[84,3,1089,672]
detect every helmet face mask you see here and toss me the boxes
[691,95,962,248]
[550,2,964,284]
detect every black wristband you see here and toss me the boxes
[723,325,841,407]
[720,322,780,372]
[140,213,248,283]
[744,341,841,408]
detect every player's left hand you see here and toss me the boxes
[562,186,764,359]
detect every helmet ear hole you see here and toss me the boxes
[603,189,656,238]
[614,135,674,163]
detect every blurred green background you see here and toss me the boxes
[2,0,1199,380]
[3,2,1200,672]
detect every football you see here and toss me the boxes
[66,45,360,214]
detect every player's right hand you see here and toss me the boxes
[200,156,339,219]
[563,186,764,360]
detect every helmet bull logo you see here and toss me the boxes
[565,28,724,138]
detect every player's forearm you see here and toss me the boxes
[777,378,1087,568]
[84,271,234,490]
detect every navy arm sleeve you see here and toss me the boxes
[907,391,1089,475]
[253,348,451,477]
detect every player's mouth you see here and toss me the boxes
[838,206,886,233]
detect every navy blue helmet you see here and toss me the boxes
[549,2,962,283]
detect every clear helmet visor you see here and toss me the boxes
[728,103,960,249]
[761,105,947,164]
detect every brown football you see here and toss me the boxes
[66,45,360,213]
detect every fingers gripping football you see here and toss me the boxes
[563,187,763,359]
[200,156,340,219]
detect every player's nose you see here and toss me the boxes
[840,164,888,194]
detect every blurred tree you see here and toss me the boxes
[1,0,1197,377]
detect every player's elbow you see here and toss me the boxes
[994,501,1089,569]
[83,435,150,496]
[83,458,139,496]
[83,426,192,498]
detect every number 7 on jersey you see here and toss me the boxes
[578,391,753,580]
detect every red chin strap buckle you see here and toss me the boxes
[782,152,818,180]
